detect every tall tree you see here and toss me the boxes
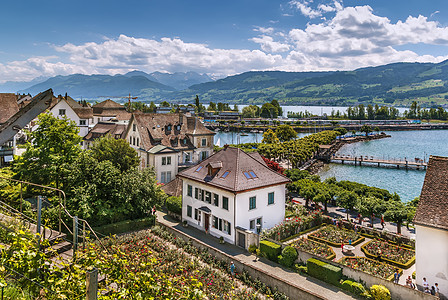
[271,100,283,116]
[275,124,297,142]
[90,134,140,172]
[13,112,81,189]
[261,129,280,144]
[337,191,358,220]
[384,200,408,234]
[260,103,278,118]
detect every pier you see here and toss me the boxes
[331,155,427,170]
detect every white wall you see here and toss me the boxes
[235,184,286,234]
[192,135,213,162]
[151,152,178,183]
[50,100,91,138]
[416,224,448,297]
[182,178,236,243]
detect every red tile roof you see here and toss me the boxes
[414,155,448,231]
[177,146,290,193]
[84,122,127,141]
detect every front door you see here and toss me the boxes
[204,214,210,232]
[238,232,246,248]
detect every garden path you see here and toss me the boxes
[156,210,358,300]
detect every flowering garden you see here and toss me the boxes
[361,239,415,268]
[308,225,363,246]
[290,238,335,260]
[338,257,400,280]
[1,225,287,299]
[261,209,322,241]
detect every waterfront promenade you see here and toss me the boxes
[331,154,427,170]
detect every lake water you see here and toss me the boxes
[214,129,448,202]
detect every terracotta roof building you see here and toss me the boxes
[414,155,448,297]
[179,146,290,248]
[84,121,128,148]
[0,93,20,124]
[125,112,215,183]
[92,99,131,122]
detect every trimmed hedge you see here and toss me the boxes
[307,258,342,286]
[260,240,282,262]
[281,224,323,243]
[278,246,298,268]
[93,216,156,236]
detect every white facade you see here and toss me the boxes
[192,135,213,162]
[49,100,91,138]
[181,177,286,245]
[415,224,448,297]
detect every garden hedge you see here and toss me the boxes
[351,282,366,295]
[278,246,298,268]
[93,216,156,236]
[259,240,282,262]
[281,224,323,243]
[306,258,342,286]
[341,280,354,292]
[308,226,365,247]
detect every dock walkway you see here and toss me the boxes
[331,155,427,170]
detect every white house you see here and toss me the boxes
[124,113,215,183]
[414,155,448,298]
[177,146,290,247]
[91,99,131,125]
[49,95,93,139]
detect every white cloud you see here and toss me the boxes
[253,26,275,34]
[290,0,343,19]
[250,35,290,53]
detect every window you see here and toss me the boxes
[249,196,256,210]
[167,125,172,131]
[59,109,66,116]
[222,197,229,210]
[249,171,257,178]
[213,216,218,229]
[213,193,219,206]
[205,191,211,203]
[130,137,132,144]
[133,124,136,131]
[243,172,251,179]
[194,208,201,221]
[224,220,231,235]
[79,120,86,126]
[195,166,203,172]
[161,171,171,183]
[185,152,191,163]
[177,125,181,130]
[98,118,100,123]
[200,189,204,201]
[243,171,257,179]
[195,188,199,199]
[268,192,275,205]
[133,137,135,145]
[136,138,139,147]
[187,185,193,197]
[162,157,170,165]
[201,138,207,147]
[250,220,255,230]
[201,151,208,160]
[187,205,192,218]
[221,171,230,179]
[218,218,222,231]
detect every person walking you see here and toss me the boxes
[381,215,385,229]
[393,269,401,284]
[230,261,235,277]
[435,283,440,296]
[423,277,429,291]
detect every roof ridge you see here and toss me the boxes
[234,148,241,191]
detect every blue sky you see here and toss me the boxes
[1,0,448,82]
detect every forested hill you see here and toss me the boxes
[166,60,448,107]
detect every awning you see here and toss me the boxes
[198,206,211,213]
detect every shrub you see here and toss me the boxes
[278,246,298,268]
[412,271,416,279]
[352,282,366,296]
[93,216,156,235]
[370,285,391,300]
[307,258,342,286]
[295,265,307,274]
[166,196,182,215]
[341,280,354,292]
[248,244,258,254]
[259,240,282,262]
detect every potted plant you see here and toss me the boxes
[219,236,225,244]
[182,220,188,227]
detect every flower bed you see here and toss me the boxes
[262,209,322,241]
[291,238,336,260]
[361,239,415,269]
[308,225,364,247]
[338,257,401,281]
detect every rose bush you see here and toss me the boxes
[291,238,334,259]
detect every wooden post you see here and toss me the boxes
[86,268,98,300]
[73,216,78,252]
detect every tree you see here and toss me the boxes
[90,134,140,172]
[270,100,283,116]
[384,201,408,234]
[360,125,372,136]
[357,196,385,227]
[261,129,280,144]
[337,191,358,220]
[195,95,200,109]
[260,103,278,118]
[13,112,82,189]
[301,184,318,208]
[242,105,260,118]
[208,102,217,111]
[314,191,331,212]
[374,126,380,134]
[275,124,297,142]
[160,101,170,107]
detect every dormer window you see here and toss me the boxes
[166,125,172,131]
[176,125,181,131]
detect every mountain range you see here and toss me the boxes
[4,60,448,107]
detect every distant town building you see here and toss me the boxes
[91,99,131,124]
[177,146,290,247]
[414,155,448,298]
[83,121,128,149]
[124,113,215,183]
